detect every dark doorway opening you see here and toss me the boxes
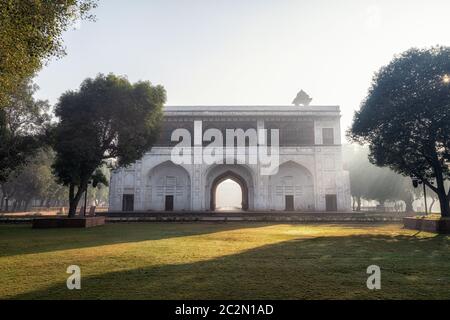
[325,194,338,211]
[285,195,294,211]
[165,195,174,211]
[122,194,134,211]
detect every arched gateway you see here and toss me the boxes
[205,165,254,211]
[210,172,247,211]
[109,105,351,212]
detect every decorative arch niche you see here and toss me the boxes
[147,161,191,211]
[269,160,315,211]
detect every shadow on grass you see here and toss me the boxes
[0,222,271,258]
[10,233,450,300]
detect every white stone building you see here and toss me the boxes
[109,105,351,212]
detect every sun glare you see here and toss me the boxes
[443,74,450,84]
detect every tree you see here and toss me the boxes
[0,0,97,106]
[0,148,110,212]
[1,149,53,211]
[87,166,110,206]
[367,168,417,212]
[344,145,372,211]
[426,181,450,214]
[344,144,417,212]
[0,80,50,184]
[52,74,166,217]
[349,47,450,217]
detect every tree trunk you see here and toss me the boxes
[437,191,450,217]
[68,184,77,217]
[0,184,4,211]
[428,153,450,217]
[24,199,31,211]
[405,199,414,213]
[402,192,415,213]
[434,168,450,217]
[429,198,435,213]
[68,183,86,217]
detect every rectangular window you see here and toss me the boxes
[322,128,334,145]
[266,121,315,146]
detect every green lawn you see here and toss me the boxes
[0,222,449,299]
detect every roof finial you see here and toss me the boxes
[292,90,312,107]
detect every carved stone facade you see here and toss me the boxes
[109,105,351,212]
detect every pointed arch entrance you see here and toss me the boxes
[204,164,254,211]
[210,171,249,211]
[215,179,243,211]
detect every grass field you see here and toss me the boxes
[0,222,449,299]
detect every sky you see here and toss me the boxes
[216,179,242,210]
[34,0,450,139]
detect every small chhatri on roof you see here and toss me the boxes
[292,90,312,107]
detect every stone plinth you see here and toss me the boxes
[403,216,450,234]
[32,216,105,229]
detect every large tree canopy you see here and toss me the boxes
[0,0,97,106]
[349,46,450,216]
[52,74,166,217]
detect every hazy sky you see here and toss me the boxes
[35,0,450,138]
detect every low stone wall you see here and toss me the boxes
[106,216,403,223]
[0,212,410,224]
[0,217,34,224]
[32,216,105,229]
[103,211,408,223]
[403,216,450,234]
[103,210,410,217]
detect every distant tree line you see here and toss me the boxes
[0,150,66,211]
[344,144,430,213]
[0,149,110,212]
